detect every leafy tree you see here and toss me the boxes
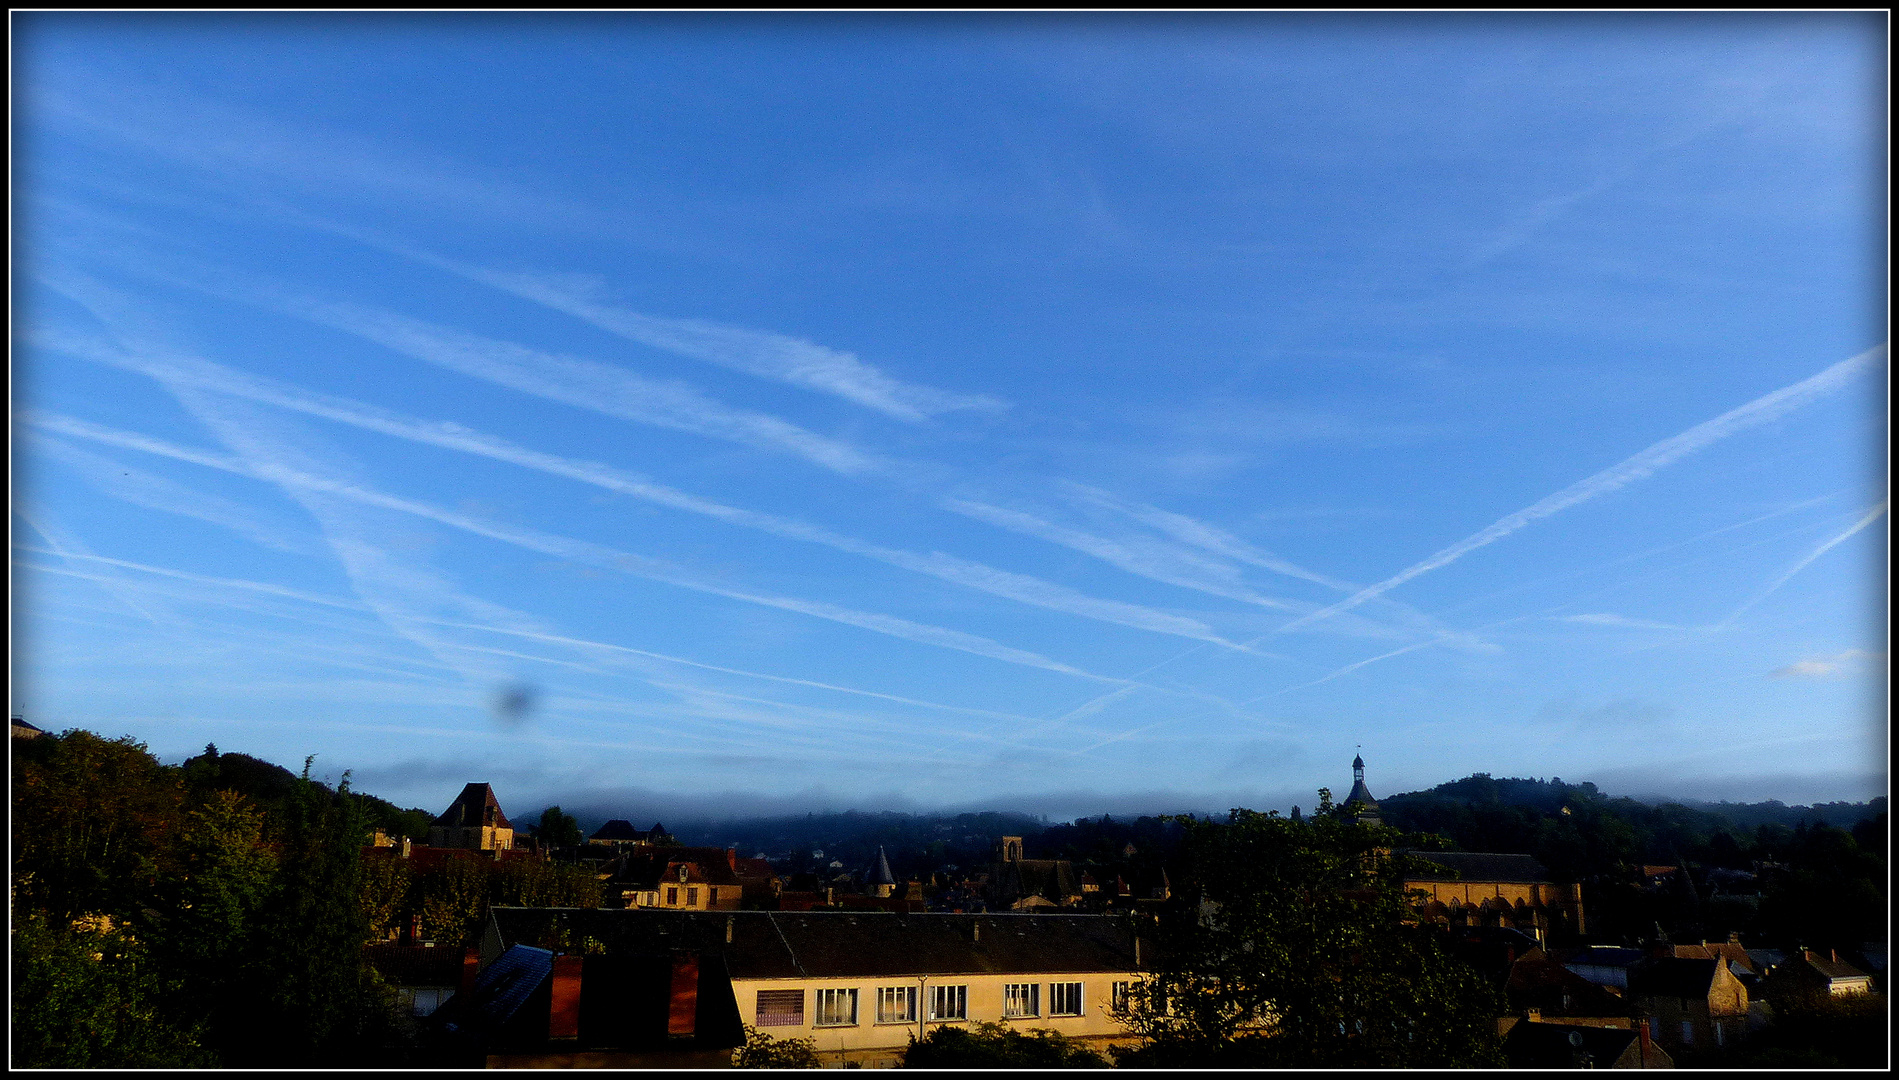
[732,1024,822,1067]
[1116,800,1503,1067]
[531,805,584,851]
[11,913,212,1067]
[901,1021,1111,1068]
[359,850,414,942]
[145,788,278,993]
[215,762,405,1066]
[12,730,184,922]
[416,854,492,947]
[492,856,602,910]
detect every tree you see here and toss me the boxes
[531,805,584,852]
[145,788,278,996]
[416,855,492,947]
[732,1024,822,1067]
[492,857,602,910]
[1115,803,1503,1067]
[215,763,406,1066]
[11,912,212,1068]
[12,730,184,923]
[901,1022,1110,1068]
[359,851,414,942]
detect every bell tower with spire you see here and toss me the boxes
[1344,749,1381,826]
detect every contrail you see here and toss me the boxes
[38,334,1241,649]
[1278,346,1886,633]
[28,412,1110,681]
[1722,501,1887,626]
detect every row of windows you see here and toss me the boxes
[756,982,1132,1027]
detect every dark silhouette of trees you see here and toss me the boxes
[1114,798,1502,1067]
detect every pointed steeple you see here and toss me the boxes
[871,846,897,886]
[1345,751,1380,825]
[869,845,898,897]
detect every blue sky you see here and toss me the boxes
[12,14,1887,823]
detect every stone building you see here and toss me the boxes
[1343,753,1585,943]
[427,783,516,851]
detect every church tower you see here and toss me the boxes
[1344,752,1381,826]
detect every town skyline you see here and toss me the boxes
[13,14,1888,820]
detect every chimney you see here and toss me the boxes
[460,947,482,997]
[668,954,699,1038]
[1729,931,1742,945]
[1638,1018,1653,1065]
[1830,949,1839,963]
[726,917,735,944]
[549,954,583,1041]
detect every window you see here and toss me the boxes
[1110,982,1132,1014]
[1050,982,1083,1016]
[876,986,916,1024]
[687,887,699,907]
[1003,983,1039,1018]
[666,886,679,906]
[1679,1020,1694,1045]
[929,985,967,1021]
[756,990,804,1027]
[816,988,859,1026]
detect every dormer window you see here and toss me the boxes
[678,866,689,883]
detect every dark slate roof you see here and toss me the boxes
[1631,957,1719,998]
[1504,1021,1641,1068]
[364,944,467,988]
[488,909,1149,980]
[1671,941,1756,975]
[869,847,897,886]
[1507,956,1637,1019]
[1557,946,1646,970]
[1400,851,1552,883]
[1345,778,1378,807]
[1799,951,1872,981]
[590,819,648,842]
[433,783,514,830]
[442,944,553,1037]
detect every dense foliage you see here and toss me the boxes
[11,732,419,1066]
[1115,795,1504,1068]
[731,1024,822,1067]
[901,1021,1112,1068]
[1382,774,1887,949]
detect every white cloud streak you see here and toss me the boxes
[426,259,1007,421]
[32,434,313,554]
[1724,500,1888,626]
[38,333,1236,648]
[26,411,1107,681]
[1280,346,1886,633]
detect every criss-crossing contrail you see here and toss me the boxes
[1722,501,1888,626]
[1278,345,1885,634]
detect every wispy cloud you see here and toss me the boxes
[1558,613,1693,631]
[31,434,313,554]
[29,411,1108,682]
[419,257,1007,421]
[38,332,1241,648]
[1770,649,1883,679]
[263,294,892,477]
[36,264,891,477]
[1280,346,1886,632]
[941,496,1305,613]
[1724,500,1888,626]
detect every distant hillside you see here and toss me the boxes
[177,744,434,841]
